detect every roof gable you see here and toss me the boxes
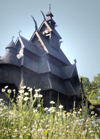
[15,35,45,57]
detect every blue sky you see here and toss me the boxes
[0,0,100,81]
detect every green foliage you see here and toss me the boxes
[0,86,100,139]
[79,74,100,100]
[89,99,100,105]
[79,75,91,95]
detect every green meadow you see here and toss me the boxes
[0,86,100,139]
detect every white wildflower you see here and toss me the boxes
[19,89,24,94]
[23,126,27,129]
[59,104,63,109]
[38,104,41,107]
[17,96,21,99]
[91,111,95,115]
[50,101,55,104]
[2,88,6,92]
[38,94,43,98]
[78,111,81,114]
[23,86,26,89]
[33,109,38,113]
[29,88,32,91]
[89,130,94,133]
[19,135,22,138]
[80,108,82,111]
[4,86,8,89]
[24,97,29,101]
[14,129,18,132]
[20,86,25,89]
[38,128,43,132]
[95,113,97,116]
[27,87,30,89]
[35,88,41,93]
[34,93,39,98]
[48,107,55,113]
[52,109,55,112]
[73,111,77,114]
[24,92,29,96]
[7,89,12,93]
[44,107,48,111]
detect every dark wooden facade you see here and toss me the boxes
[0,10,81,110]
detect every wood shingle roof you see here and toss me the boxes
[0,10,80,97]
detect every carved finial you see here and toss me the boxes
[31,15,38,31]
[11,35,15,41]
[41,11,46,20]
[74,59,77,64]
[49,4,51,12]
[18,30,21,36]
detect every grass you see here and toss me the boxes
[0,86,100,139]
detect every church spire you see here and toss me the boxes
[49,4,51,12]
[46,4,56,29]
[46,4,54,19]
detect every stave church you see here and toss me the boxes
[0,8,81,110]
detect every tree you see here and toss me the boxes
[79,75,99,99]
[79,75,91,96]
[91,74,100,98]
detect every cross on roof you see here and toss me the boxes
[74,59,77,64]
[18,30,21,36]
[11,36,15,41]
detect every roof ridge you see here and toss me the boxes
[36,32,49,53]
[20,35,29,42]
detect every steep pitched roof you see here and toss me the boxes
[38,73,66,94]
[61,64,78,79]
[39,20,62,39]
[16,35,45,57]
[39,60,63,78]
[50,77,66,95]
[61,64,75,79]
[52,28,62,39]
[6,40,17,49]
[64,81,77,96]
[0,53,19,66]
[37,32,71,65]
[24,56,40,73]
[0,40,19,66]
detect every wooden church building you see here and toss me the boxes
[0,9,81,110]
